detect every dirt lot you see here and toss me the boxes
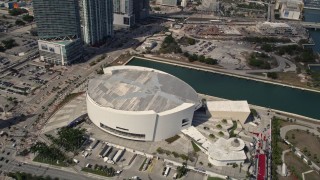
[277,72,308,88]
[286,130,320,166]
[280,152,320,180]
[304,171,320,180]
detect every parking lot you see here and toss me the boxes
[180,38,253,70]
[0,63,60,99]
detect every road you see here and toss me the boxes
[243,53,296,74]
[2,162,100,180]
[280,125,320,139]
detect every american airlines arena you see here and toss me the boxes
[86,66,201,141]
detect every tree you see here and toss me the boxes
[198,55,205,62]
[209,134,215,139]
[153,7,161,11]
[216,124,222,129]
[183,52,190,57]
[176,162,188,178]
[0,45,5,52]
[160,35,182,54]
[22,14,34,22]
[291,133,295,139]
[2,39,18,49]
[15,19,26,26]
[30,28,38,36]
[208,163,212,167]
[261,44,273,52]
[187,38,196,45]
[204,58,218,65]
[8,8,28,16]
[4,104,9,116]
[267,72,278,79]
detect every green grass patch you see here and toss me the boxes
[207,177,225,180]
[271,117,283,180]
[139,158,147,171]
[229,121,238,137]
[191,141,201,152]
[165,135,180,144]
[82,167,115,177]
[33,154,68,167]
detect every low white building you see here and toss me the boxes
[156,0,177,6]
[258,22,297,35]
[278,0,304,20]
[207,101,251,124]
[181,0,188,7]
[208,138,247,166]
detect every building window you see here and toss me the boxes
[100,123,145,139]
[49,47,55,53]
[41,44,48,50]
[123,17,130,25]
[182,119,189,127]
[116,126,128,131]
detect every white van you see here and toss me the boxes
[173,173,178,179]
[73,159,79,163]
[164,166,171,177]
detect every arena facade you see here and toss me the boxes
[86,66,201,141]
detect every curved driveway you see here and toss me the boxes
[245,53,296,74]
[280,125,320,139]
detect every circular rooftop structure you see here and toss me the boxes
[87,66,199,113]
[86,66,200,141]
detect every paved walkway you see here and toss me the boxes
[280,125,320,171]
[302,170,314,180]
[280,125,320,139]
[281,149,291,162]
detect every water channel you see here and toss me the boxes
[127,58,320,120]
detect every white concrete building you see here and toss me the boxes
[38,39,82,66]
[113,0,135,27]
[207,101,251,124]
[182,126,247,166]
[277,0,304,20]
[208,138,247,166]
[181,0,188,7]
[258,22,297,35]
[86,66,201,141]
[156,0,177,6]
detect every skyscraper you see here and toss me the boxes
[113,0,134,27]
[33,0,81,40]
[33,0,83,65]
[80,0,114,46]
[113,0,149,27]
[133,0,149,21]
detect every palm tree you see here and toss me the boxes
[4,104,9,116]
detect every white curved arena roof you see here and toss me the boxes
[87,66,199,113]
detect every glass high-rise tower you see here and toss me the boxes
[80,0,113,46]
[33,0,83,65]
[33,0,81,40]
